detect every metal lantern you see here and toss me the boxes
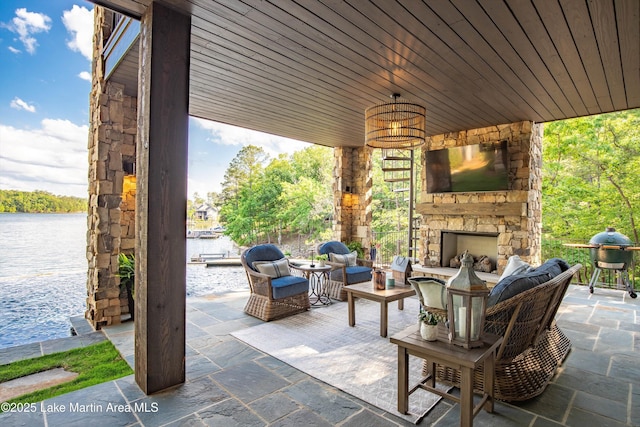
[446,251,489,349]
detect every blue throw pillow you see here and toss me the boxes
[488,258,569,306]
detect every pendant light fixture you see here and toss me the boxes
[365,93,426,149]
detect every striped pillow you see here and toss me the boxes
[253,258,291,278]
[329,251,357,267]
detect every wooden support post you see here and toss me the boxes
[135,2,190,394]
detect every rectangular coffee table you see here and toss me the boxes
[343,282,415,337]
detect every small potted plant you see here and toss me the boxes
[418,308,438,341]
[314,254,328,267]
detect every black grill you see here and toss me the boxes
[587,228,637,298]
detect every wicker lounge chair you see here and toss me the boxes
[421,263,582,402]
[317,241,373,301]
[241,244,310,321]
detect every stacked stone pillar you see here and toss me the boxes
[86,7,137,328]
[332,146,373,257]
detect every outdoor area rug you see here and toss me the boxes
[232,295,447,424]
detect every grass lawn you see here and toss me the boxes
[0,340,132,410]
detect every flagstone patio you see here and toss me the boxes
[1,284,638,426]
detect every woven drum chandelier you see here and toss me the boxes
[365,93,426,149]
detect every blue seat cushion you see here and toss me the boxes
[271,275,309,299]
[330,265,372,285]
[318,241,350,256]
[488,258,570,307]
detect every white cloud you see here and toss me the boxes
[5,8,51,54]
[8,46,21,54]
[192,118,311,157]
[0,119,89,198]
[78,71,91,81]
[62,5,93,61]
[10,97,36,113]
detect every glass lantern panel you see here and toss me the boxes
[470,295,484,340]
[451,293,464,337]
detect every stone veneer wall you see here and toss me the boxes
[86,7,138,328]
[418,121,542,275]
[333,147,373,257]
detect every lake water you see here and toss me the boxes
[0,213,246,350]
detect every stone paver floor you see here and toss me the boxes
[0,284,638,426]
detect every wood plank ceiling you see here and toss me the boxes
[95,0,640,148]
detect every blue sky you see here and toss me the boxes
[0,1,311,199]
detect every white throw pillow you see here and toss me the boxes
[253,258,291,278]
[498,255,530,282]
[329,251,357,266]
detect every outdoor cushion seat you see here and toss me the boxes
[329,266,372,285]
[317,241,373,301]
[241,244,310,321]
[270,275,309,299]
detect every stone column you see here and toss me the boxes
[332,146,373,257]
[86,8,137,328]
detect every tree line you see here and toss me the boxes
[189,144,413,249]
[199,109,640,256]
[542,109,640,244]
[190,145,335,247]
[0,190,86,213]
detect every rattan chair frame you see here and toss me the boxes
[422,263,582,401]
[241,250,310,321]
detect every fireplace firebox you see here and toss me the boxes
[441,231,498,273]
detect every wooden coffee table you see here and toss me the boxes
[343,282,415,337]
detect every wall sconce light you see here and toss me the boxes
[122,174,137,195]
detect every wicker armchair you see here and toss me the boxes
[241,244,310,321]
[422,263,582,402]
[317,241,373,301]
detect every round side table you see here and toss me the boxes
[297,264,332,306]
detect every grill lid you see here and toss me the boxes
[589,227,632,247]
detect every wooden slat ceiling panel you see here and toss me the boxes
[316,1,508,125]
[613,0,640,108]
[475,0,576,117]
[505,0,589,117]
[98,0,640,148]
[588,0,626,111]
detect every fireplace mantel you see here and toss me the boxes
[416,202,526,216]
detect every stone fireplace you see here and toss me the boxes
[417,121,542,277]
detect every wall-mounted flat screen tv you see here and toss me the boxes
[425,140,509,193]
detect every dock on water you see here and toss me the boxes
[189,253,242,267]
